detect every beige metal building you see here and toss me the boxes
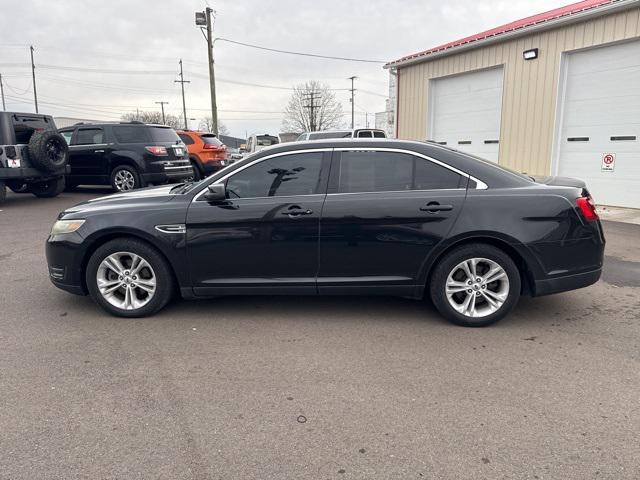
[385,0,640,208]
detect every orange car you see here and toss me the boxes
[176,130,228,180]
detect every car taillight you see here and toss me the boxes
[576,195,598,222]
[145,146,168,156]
[203,143,220,150]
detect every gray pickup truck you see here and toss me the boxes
[0,112,69,204]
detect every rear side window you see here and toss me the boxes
[373,131,386,138]
[113,126,150,143]
[357,131,373,138]
[60,130,73,145]
[148,127,180,143]
[200,134,223,146]
[337,151,464,193]
[178,133,195,145]
[74,128,104,145]
[226,152,323,198]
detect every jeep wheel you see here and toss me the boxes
[30,177,66,198]
[0,181,6,204]
[110,165,142,192]
[28,131,69,173]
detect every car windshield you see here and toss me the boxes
[257,135,279,146]
[200,134,223,146]
[148,126,180,143]
[308,131,352,140]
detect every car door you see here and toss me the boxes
[186,149,332,296]
[69,127,108,182]
[318,148,468,296]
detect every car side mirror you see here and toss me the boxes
[204,183,226,202]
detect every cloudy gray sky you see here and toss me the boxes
[1,0,571,138]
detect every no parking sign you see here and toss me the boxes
[601,153,615,172]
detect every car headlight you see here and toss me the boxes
[51,219,85,235]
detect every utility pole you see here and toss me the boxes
[174,59,190,130]
[302,91,321,132]
[155,101,169,124]
[195,8,218,136]
[0,74,5,111]
[30,45,38,113]
[348,76,357,129]
[205,8,218,135]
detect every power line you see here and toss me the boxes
[216,38,386,64]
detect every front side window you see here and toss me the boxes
[337,151,464,193]
[226,152,324,199]
[60,130,73,145]
[74,128,104,145]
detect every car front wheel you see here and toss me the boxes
[430,244,521,327]
[86,239,174,317]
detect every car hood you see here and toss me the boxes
[532,175,587,189]
[61,184,180,217]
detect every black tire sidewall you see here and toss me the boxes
[110,165,141,192]
[190,159,202,181]
[430,244,521,327]
[85,239,174,318]
[0,181,6,204]
[30,177,65,198]
[27,131,69,173]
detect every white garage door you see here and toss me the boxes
[428,67,504,162]
[557,40,640,208]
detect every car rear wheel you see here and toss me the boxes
[30,177,66,198]
[189,158,202,182]
[0,181,6,204]
[86,238,174,317]
[110,165,142,192]
[429,244,520,327]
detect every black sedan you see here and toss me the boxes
[46,139,605,327]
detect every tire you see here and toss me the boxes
[189,159,202,182]
[29,176,66,198]
[7,180,28,193]
[27,130,69,173]
[110,165,143,192]
[85,238,175,318]
[429,243,521,327]
[0,181,6,204]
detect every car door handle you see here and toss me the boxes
[420,202,454,213]
[281,206,313,217]
[94,149,105,153]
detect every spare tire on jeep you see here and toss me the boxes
[27,130,68,173]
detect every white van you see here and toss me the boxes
[296,128,386,141]
[245,133,280,154]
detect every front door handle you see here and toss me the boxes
[420,202,454,213]
[281,205,313,217]
[94,149,105,153]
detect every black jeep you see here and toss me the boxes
[0,112,69,203]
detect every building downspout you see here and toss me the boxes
[390,67,399,138]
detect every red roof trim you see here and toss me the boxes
[386,0,615,67]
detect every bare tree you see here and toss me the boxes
[282,81,343,133]
[121,111,182,129]
[199,117,229,136]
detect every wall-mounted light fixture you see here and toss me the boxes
[523,48,539,60]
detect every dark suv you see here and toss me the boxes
[58,122,193,192]
[0,112,69,203]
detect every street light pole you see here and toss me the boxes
[348,76,357,129]
[174,59,190,130]
[30,45,38,113]
[155,101,168,124]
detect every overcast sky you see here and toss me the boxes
[1,0,571,138]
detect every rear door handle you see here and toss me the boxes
[420,202,454,213]
[281,205,313,217]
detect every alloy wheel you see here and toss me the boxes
[114,170,135,191]
[96,251,156,311]
[445,257,509,318]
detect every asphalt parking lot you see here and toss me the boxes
[1,189,639,480]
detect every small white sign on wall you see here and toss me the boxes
[601,153,616,172]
